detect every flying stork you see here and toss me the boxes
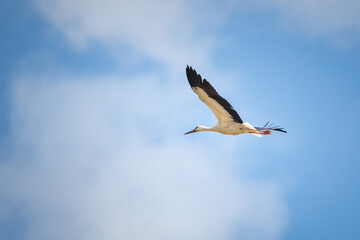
[185,66,286,137]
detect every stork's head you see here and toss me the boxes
[184,126,199,135]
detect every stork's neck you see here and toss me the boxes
[197,125,217,132]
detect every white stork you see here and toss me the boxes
[185,66,286,137]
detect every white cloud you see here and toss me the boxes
[235,0,360,45]
[32,0,227,70]
[271,0,360,33]
[0,73,287,240]
[32,0,360,62]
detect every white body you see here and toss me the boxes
[194,88,262,135]
[198,122,261,137]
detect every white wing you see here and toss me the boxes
[186,66,243,123]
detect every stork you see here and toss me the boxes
[185,66,286,137]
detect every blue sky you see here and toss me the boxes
[0,0,359,239]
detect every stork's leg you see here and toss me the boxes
[253,130,272,135]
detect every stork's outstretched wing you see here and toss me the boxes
[186,66,243,123]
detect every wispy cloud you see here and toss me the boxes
[32,0,360,65]
[0,73,287,239]
[32,0,229,70]
[233,0,360,46]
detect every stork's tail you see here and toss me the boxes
[255,121,287,135]
[242,122,262,137]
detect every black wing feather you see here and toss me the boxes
[186,65,243,123]
[255,122,287,133]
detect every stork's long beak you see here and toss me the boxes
[184,128,196,135]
